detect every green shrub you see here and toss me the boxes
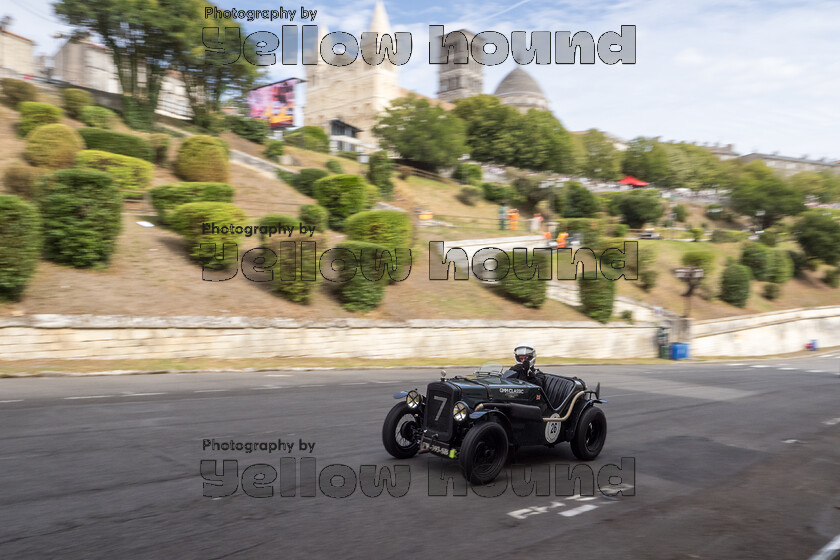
[673,204,687,222]
[75,150,153,192]
[0,194,42,300]
[263,140,284,162]
[291,168,329,196]
[299,204,329,233]
[787,250,807,278]
[614,223,629,238]
[345,210,412,250]
[276,168,295,184]
[366,182,380,209]
[758,230,777,246]
[149,133,170,165]
[705,203,723,221]
[1,78,37,106]
[149,182,234,225]
[37,169,122,268]
[710,229,749,243]
[228,116,268,143]
[639,245,658,291]
[325,159,343,173]
[767,249,794,284]
[62,88,93,119]
[270,239,319,304]
[740,242,772,281]
[719,263,751,307]
[620,310,634,323]
[495,249,550,308]
[170,202,247,269]
[17,102,63,136]
[78,128,155,162]
[690,227,704,242]
[175,135,229,182]
[367,150,394,199]
[283,126,329,153]
[456,186,482,206]
[205,112,228,134]
[762,283,780,300]
[453,163,483,185]
[578,274,616,323]
[333,240,389,312]
[312,174,371,230]
[338,150,360,161]
[824,267,840,289]
[256,213,299,248]
[23,124,84,169]
[481,182,511,203]
[3,164,46,199]
[79,106,116,129]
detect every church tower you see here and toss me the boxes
[303,1,402,150]
[436,29,484,103]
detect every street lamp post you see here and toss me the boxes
[673,266,705,317]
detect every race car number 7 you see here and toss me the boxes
[433,396,447,421]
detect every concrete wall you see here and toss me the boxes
[0,315,659,361]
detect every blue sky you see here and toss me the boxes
[6,0,839,160]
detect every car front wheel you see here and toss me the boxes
[382,402,421,459]
[459,422,509,485]
[570,406,607,460]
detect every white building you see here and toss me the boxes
[0,27,35,79]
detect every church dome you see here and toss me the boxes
[493,67,549,112]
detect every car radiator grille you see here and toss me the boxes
[424,387,453,438]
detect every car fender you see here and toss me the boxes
[393,391,409,400]
[468,409,512,437]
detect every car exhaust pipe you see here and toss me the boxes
[542,391,585,422]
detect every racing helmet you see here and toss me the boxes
[514,343,536,370]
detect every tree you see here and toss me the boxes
[728,161,804,229]
[505,109,575,173]
[794,210,840,266]
[373,95,466,172]
[580,129,621,181]
[563,181,598,218]
[622,137,669,183]
[789,170,840,204]
[616,189,664,228]
[452,95,517,165]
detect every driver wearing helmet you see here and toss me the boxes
[505,342,545,387]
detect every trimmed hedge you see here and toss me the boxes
[283,126,329,153]
[453,163,482,185]
[24,124,84,169]
[762,283,780,300]
[338,150,360,161]
[313,174,373,231]
[290,168,328,196]
[495,249,550,308]
[78,128,155,162]
[149,182,234,225]
[787,250,807,278]
[37,169,123,268]
[0,194,42,301]
[149,133,170,165]
[578,273,616,323]
[75,150,153,192]
[719,263,751,307]
[325,159,343,174]
[175,135,229,182]
[263,139,284,162]
[256,213,299,249]
[170,202,247,269]
[62,88,93,119]
[481,182,511,204]
[710,229,749,243]
[367,150,394,199]
[227,115,269,143]
[456,186,482,206]
[333,240,389,312]
[80,106,116,129]
[824,267,840,289]
[740,242,772,281]
[345,210,412,249]
[1,78,37,106]
[299,204,329,233]
[3,164,46,199]
[256,213,320,304]
[17,102,63,137]
[767,249,793,284]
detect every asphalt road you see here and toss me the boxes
[1,353,839,559]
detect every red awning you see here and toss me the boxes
[618,175,649,186]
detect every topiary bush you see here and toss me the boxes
[758,230,777,247]
[1,78,37,106]
[719,262,751,307]
[283,126,329,152]
[456,186,482,206]
[578,274,616,323]
[345,210,413,249]
[3,164,46,199]
[762,283,780,300]
[255,213,299,249]
[75,150,153,192]
[170,202,247,269]
[227,115,268,143]
[495,249,550,308]
[149,133,170,165]
[740,242,772,281]
[37,169,122,268]
[23,124,84,169]
[312,174,370,230]
[639,245,658,291]
[366,182,380,209]
[325,159,343,174]
[175,135,229,182]
[333,240,389,312]
[481,182,511,204]
[17,102,63,137]
[452,163,482,185]
[0,194,42,301]
[78,128,155,162]
[767,249,793,284]
[367,150,394,199]
[299,204,329,233]
[263,139,284,162]
[787,250,807,278]
[149,182,234,225]
[338,150,359,161]
[824,267,840,289]
[255,213,321,304]
[62,88,93,119]
[290,168,329,196]
[80,106,116,129]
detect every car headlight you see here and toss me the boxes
[405,390,421,409]
[453,401,469,422]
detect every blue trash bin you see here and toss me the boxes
[670,343,690,360]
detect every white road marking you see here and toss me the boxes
[783,439,803,444]
[0,399,23,403]
[64,395,110,400]
[298,384,325,388]
[264,374,291,377]
[569,496,597,501]
[810,533,840,559]
[779,367,797,371]
[372,381,400,384]
[726,363,743,366]
[121,392,166,397]
[251,386,283,390]
[560,504,599,517]
[807,370,826,373]
[194,389,228,393]
[340,382,367,385]
[823,418,840,426]
[750,365,769,368]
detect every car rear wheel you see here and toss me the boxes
[382,402,421,459]
[459,422,509,485]
[570,406,607,460]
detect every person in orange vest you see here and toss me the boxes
[508,208,519,231]
[556,231,568,248]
